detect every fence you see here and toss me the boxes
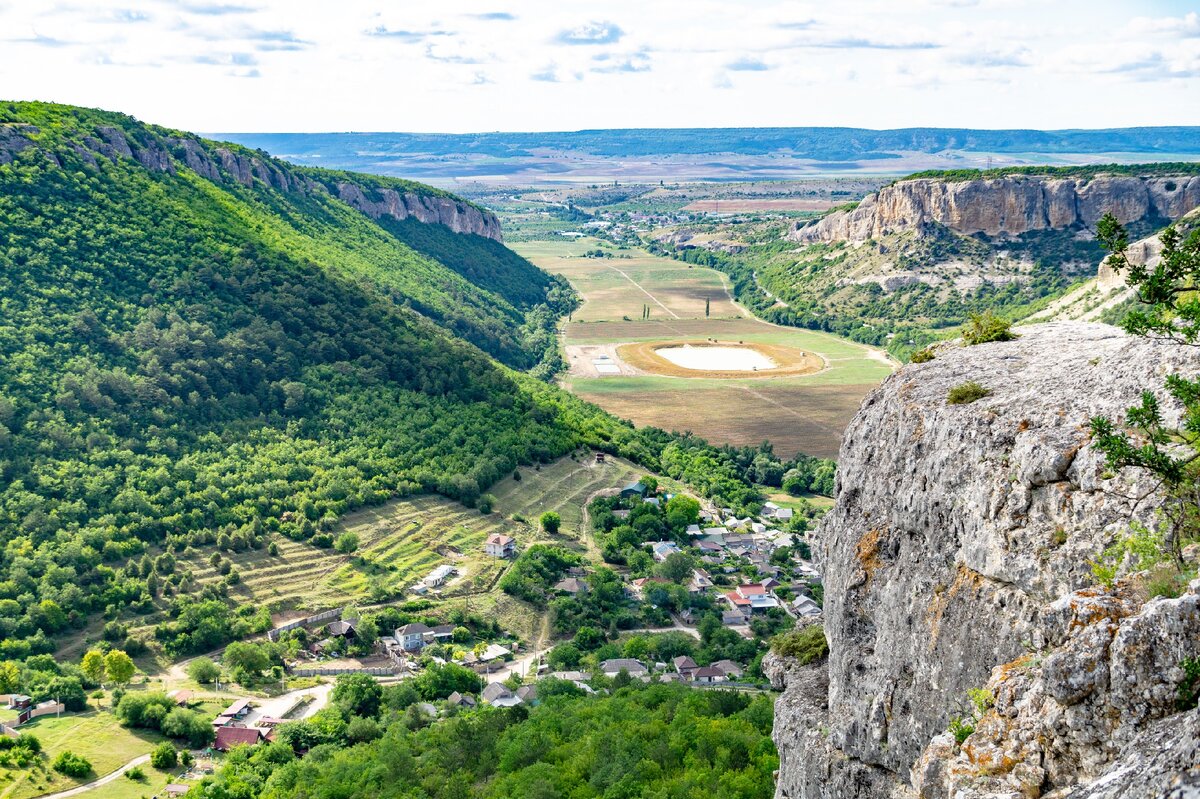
[268,608,341,641]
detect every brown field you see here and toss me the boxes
[682,198,840,212]
[567,381,867,459]
[616,340,823,379]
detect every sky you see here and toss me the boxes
[0,1,1198,133]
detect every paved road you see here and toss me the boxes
[36,754,151,799]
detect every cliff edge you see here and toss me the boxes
[769,322,1200,799]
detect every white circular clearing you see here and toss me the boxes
[655,345,778,372]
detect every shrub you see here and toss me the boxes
[1178,657,1200,711]
[947,381,990,405]
[909,347,935,364]
[150,742,177,769]
[126,766,146,781]
[770,625,829,665]
[477,494,496,514]
[52,751,93,778]
[540,511,561,535]
[186,657,221,684]
[962,310,1017,345]
[948,715,975,745]
[334,532,359,554]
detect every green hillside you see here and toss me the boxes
[0,102,646,658]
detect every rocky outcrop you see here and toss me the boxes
[772,322,1200,799]
[334,181,502,240]
[791,175,1200,243]
[0,120,503,241]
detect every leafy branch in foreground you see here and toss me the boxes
[1090,213,1200,568]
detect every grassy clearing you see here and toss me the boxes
[0,711,167,799]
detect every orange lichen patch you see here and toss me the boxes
[1064,589,1137,631]
[1017,419,1031,432]
[855,527,885,585]
[927,564,988,649]
[616,339,824,380]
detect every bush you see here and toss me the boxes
[949,715,975,745]
[947,381,990,405]
[126,766,146,781]
[962,310,1017,345]
[52,751,93,777]
[770,625,829,665]
[477,494,496,514]
[540,511,561,535]
[186,657,221,684]
[909,347,935,364]
[334,532,359,554]
[150,742,177,769]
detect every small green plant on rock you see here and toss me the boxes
[967,687,995,716]
[770,625,829,665]
[962,310,1017,345]
[948,715,975,745]
[1177,657,1200,711]
[910,347,935,364]
[947,381,991,405]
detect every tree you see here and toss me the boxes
[161,708,215,748]
[150,742,178,769]
[52,751,92,777]
[657,551,695,584]
[81,650,106,687]
[0,661,18,693]
[1092,214,1200,565]
[223,641,272,682]
[413,662,480,700]
[540,511,561,535]
[332,673,383,718]
[334,532,359,554]
[186,657,221,684]
[104,650,135,687]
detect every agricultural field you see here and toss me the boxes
[179,454,651,625]
[512,237,894,458]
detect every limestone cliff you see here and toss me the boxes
[769,322,1200,799]
[0,120,502,241]
[791,175,1200,243]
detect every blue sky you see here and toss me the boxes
[0,1,1197,132]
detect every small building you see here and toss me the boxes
[712,659,744,679]
[549,670,592,682]
[651,541,682,562]
[693,666,726,684]
[214,725,265,752]
[774,508,794,521]
[396,622,433,652]
[424,564,457,588]
[620,481,648,499]
[688,569,713,594]
[792,595,822,617]
[7,695,31,710]
[485,533,516,559]
[481,682,522,707]
[221,698,253,720]
[167,689,194,707]
[325,619,357,639]
[599,658,648,677]
[447,691,477,708]
[672,655,698,679]
[629,576,670,599]
[722,609,749,626]
[553,577,588,595]
[430,624,456,640]
[516,684,539,705]
[725,583,780,613]
[685,524,702,536]
[166,785,191,797]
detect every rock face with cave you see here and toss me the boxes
[767,322,1200,799]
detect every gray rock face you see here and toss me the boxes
[791,175,1200,243]
[772,322,1200,799]
[335,181,503,241]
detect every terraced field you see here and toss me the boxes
[182,454,651,615]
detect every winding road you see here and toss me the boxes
[36,755,151,799]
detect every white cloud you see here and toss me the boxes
[0,0,1195,132]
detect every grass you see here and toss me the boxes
[513,237,894,458]
[0,711,168,799]
[947,381,991,405]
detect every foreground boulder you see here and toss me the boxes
[771,322,1200,799]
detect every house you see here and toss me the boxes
[431,624,456,640]
[774,508,794,521]
[255,716,286,728]
[697,540,723,556]
[693,666,726,684]
[415,702,440,718]
[651,541,682,562]
[549,671,591,682]
[478,643,512,661]
[221,698,253,720]
[165,785,191,797]
[751,522,768,534]
[629,576,670,599]
[761,577,781,591]
[762,502,779,514]
[325,619,356,639]
[396,622,433,652]
[712,659,744,679]
[6,695,30,710]
[672,655,698,679]
[482,682,522,707]
[446,691,477,708]
[792,595,822,617]
[659,672,683,683]
[688,569,713,593]
[214,725,265,752]
[485,533,516,559]
[167,690,194,707]
[685,524,702,536]
[599,658,648,677]
[620,481,648,499]
[725,583,780,613]
[613,509,631,520]
[516,685,539,705]
[553,577,588,595]
[722,609,749,626]
[644,496,661,507]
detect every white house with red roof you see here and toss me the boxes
[724,582,780,613]
[484,533,516,558]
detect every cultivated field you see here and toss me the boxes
[513,238,894,458]
[682,198,840,212]
[180,454,648,623]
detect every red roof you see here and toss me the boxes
[214,726,264,751]
[486,533,514,546]
[736,584,765,597]
[725,590,751,607]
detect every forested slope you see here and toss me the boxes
[0,102,720,658]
